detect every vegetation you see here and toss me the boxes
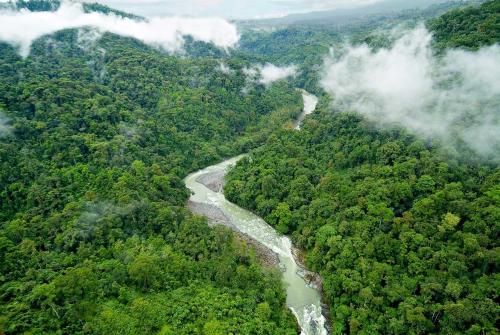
[0,0,498,334]
[226,110,499,334]
[0,25,302,335]
[0,0,143,19]
[428,0,500,50]
[225,1,500,334]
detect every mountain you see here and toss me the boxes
[226,1,500,334]
[0,2,302,334]
[0,0,498,334]
[242,0,487,27]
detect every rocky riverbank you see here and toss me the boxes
[291,247,332,333]
[188,200,280,268]
[195,170,226,193]
[184,91,329,334]
[189,165,332,333]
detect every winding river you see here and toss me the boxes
[184,91,327,335]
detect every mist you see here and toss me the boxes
[217,62,234,74]
[244,63,298,87]
[259,63,298,85]
[0,112,12,138]
[0,1,240,57]
[321,26,500,159]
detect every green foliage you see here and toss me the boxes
[226,5,500,333]
[0,27,302,334]
[225,110,500,334]
[0,1,498,334]
[1,0,144,19]
[428,0,500,50]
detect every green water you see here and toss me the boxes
[184,92,327,335]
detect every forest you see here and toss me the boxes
[0,0,498,334]
[225,1,500,334]
[0,8,302,334]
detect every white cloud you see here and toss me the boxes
[217,62,233,74]
[321,26,500,159]
[0,1,240,57]
[244,63,298,87]
[260,63,298,85]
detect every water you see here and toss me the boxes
[184,92,327,335]
[295,90,319,130]
[185,157,328,335]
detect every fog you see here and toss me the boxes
[0,112,11,138]
[217,62,234,74]
[0,1,240,57]
[244,63,298,87]
[321,26,500,159]
[259,63,298,85]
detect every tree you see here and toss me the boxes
[271,202,293,234]
[128,252,159,290]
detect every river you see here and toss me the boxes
[184,92,326,335]
[295,90,319,130]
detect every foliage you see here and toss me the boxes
[428,0,500,50]
[0,0,144,20]
[0,27,302,334]
[225,3,500,334]
[225,109,500,334]
[0,0,498,334]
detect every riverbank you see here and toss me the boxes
[291,248,332,334]
[190,165,332,333]
[188,200,280,268]
[183,91,329,335]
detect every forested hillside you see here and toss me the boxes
[0,13,302,335]
[0,0,141,19]
[429,0,500,49]
[237,0,488,95]
[0,0,498,334]
[225,1,500,334]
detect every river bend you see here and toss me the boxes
[184,92,326,335]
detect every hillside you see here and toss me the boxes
[0,3,303,334]
[0,0,142,19]
[0,0,498,334]
[225,1,500,334]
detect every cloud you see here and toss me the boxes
[77,28,103,50]
[259,63,298,85]
[97,0,386,19]
[217,62,233,74]
[0,112,12,138]
[321,26,500,159]
[0,1,240,57]
[245,63,298,86]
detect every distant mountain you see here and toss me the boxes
[243,0,486,27]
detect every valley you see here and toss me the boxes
[0,1,498,334]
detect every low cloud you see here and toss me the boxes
[217,62,234,74]
[321,26,500,159]
[259,63,298,85]
[0,1,240,57]
[0,112,12,138]
[77,28,103,51]
[244,63,298,87]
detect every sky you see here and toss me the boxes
[96,0,382,19]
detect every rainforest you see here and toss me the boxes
[0,0,498,334]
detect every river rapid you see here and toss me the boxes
[184,92,327,335]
